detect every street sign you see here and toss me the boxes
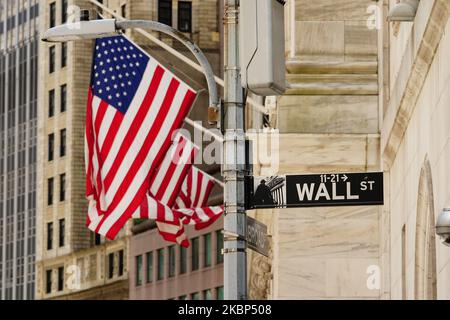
[247,216,269,257]
[246,172,384,209]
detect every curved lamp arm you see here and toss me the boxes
[116,20,220,123]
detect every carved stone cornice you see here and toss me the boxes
[382,0,450,168]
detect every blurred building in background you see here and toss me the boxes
[247,0,450,301]
[0,0,40,300]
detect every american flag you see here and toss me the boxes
[85,35,196,240]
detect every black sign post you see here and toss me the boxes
[247,172,384,209]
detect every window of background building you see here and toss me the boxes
[191,292,199,300]
[118,250,124,276]
[216,230,224,264]
[47,178,54,206]
[94,233,101,246]
[48,89,55,117]
[216,286,224,300]
[49,46,55,73]
[59,173,65,202]
[49,2,56,28]
[60,128,66,157]
[57,266,64,291]
[180,246,187,274]
[61,42,67,68]
[157,249,164,280]
[158,0,172,26]
[191,237,199,271]
[47,222,53,250]
[204,233,211,267]
[61,0,68,24]
[121,4,126,18]
[203,289,212,300]
[179,295,187,300]
[48,133,54,162]
[45,270,52,294]
[146,251,153,283]
[108,253,114,279]
[136,255,143,286]
[60,84,67,112]
[178,1,192,33]
[168,245,175,277]
[59,218,65,247]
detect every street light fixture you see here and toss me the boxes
[41,11,220,124]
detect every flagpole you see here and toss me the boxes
[222,0,247,300]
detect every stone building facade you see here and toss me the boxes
[380,0,450,300]
[248,0,382,299]
[36,0,223,300]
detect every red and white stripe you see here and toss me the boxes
[86,46,196,240]
[174,166,216,209]
[131,133,199,220]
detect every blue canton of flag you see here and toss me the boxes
[91,36,149,114]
